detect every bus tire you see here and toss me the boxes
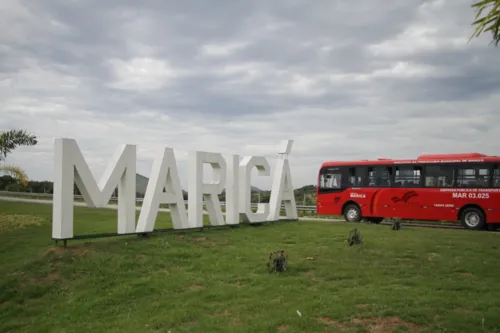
[343,204,362,223]
[460,207,485,230]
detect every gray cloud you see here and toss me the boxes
[1,0,499,190]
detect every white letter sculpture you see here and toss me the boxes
[239,156,270,223]
[52,138,136,239]
[135,147,188,232]
[267,140,298,221]
[51,138,298,239]
[188,151,227,228]
[225,154,240,225]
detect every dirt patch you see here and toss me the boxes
[277,325,289,332]
[318,316,422,332]
[427,253,440,261]
[317,317,346,329]
[176,235,220,246]
[457,272,474,278]
[191,237,219,247]
[303,270,314,276]
[179,318,197,325]
[188,284,204,291]
[172,266,186,272]
[357,304,370,308]
[0,214,46,232]
[230,316,242,326]
[44,244,97,257]
[22,273,60,288]
[351,316,421,333]
[212,309,230,317]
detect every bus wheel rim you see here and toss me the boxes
[464,212,480,227]
[347,208,359,221]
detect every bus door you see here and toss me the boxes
[421,164,457,221]
[318,167,344,215]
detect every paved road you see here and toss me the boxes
[0,196,345,222]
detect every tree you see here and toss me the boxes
[470,0,500,46]
[0,129,38,187]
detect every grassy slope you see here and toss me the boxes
[1,202,500,333]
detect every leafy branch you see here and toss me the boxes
[0,129,38,161]
[470,0,500,46]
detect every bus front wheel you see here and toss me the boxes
[460,207,485,230]
[343,204,362,223]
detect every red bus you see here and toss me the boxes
[316,153,500,230]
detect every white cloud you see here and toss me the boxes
[215,62,271,78]
[106,57,180,92]
[367,0,474,58]
[0,0,73,44]
[368,25,469,58]
[271,73,326,96]
[370,61,449,79]
[201,42,249,57]
[15,63,83,92]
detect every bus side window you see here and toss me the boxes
[348,167,363,187]
[378,166,392,187]
[477,167,489,187]
[425,165,455,187]
[395,166,421,187]
[493,165,500,188]
[367,166,391,187]
[320,167,342,191]
[456,167,476,187]
[457,165,490,188]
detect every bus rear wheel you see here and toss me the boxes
[343,204,362,223]
[460,207,485,230]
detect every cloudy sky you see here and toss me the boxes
[1,0,499,190]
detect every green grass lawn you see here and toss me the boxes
[0,192,331,218]
[1,201,500,333]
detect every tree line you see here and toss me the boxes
[0,175,318,205]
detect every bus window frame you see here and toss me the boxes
[318,166,346,193]
[393,164,423,188]
[346,166,367,188]
[365,165,393,188]
[423,163,457,188]
[455,163,492,188]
